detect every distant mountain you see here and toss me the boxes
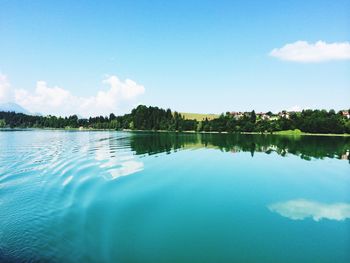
[0,102,30,114]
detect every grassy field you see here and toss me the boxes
[273,129,303,135]
[180,112,219,121]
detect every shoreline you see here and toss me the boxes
[240,131,350,137]
[1,127,350,137]
[123,129,350,136]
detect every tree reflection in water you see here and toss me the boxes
[128,132,350,162]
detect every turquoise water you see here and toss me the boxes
[0,131,349,262]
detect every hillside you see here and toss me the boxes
[180,112,219,121]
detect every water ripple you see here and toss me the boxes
[1,131,349,263]
[0,131,145,261]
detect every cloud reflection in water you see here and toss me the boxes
[268,199,350,221]
[94,136,144,180]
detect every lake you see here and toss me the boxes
[0,130,349,262]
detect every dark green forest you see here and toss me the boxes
[1,105,349,134]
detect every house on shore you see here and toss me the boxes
[230,112,244,120]
[256,112,271,120]
[278,111,290,119]
[341,110,350,119]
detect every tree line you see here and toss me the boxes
[200,109,350,134]
[0,105,349,134]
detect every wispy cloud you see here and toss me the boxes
[287,105,301,112]
[12,75,145,117]
[0,73,13,103]
[286,105,310,112]
[268,199,350,221]
[269,41,350,62]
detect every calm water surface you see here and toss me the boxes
[0,131,349,262]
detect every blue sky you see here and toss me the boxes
[0,0,349,116]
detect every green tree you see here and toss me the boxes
[251,110,256,123]
[0,119,6,128]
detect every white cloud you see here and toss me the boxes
[268,199,350,221]
[269,41,350,62]
[103,76,145,100]
[0,73,13,103]
[14,75,145,117]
